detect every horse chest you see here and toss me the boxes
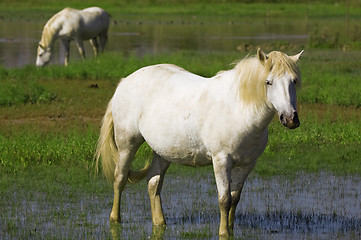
[231,129,268,166]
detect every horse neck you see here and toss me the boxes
[211,69,275,133]
[247,103,275,131]
[231,64,276,131]
[40,16,62,49]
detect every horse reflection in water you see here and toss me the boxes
[36,7,110,66]
[96,48,304,237]
[110,223,166,240]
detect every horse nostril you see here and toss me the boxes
[279,114,284,122]
[279,112,300,129]
[293,112,300,124]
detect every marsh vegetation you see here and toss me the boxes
[0,1,360,239]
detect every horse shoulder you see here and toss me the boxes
[57,7,79,20]
[41,9,73,43]
[82,7,106,13]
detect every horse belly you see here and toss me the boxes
[138,99,211,166]
[79,21,107,39]
[149,140,212,167]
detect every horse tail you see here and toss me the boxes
[128,161,151,184]
[95,99,151,184]
[95,100,118,182]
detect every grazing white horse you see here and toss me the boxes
[95,49,304,236]
[36,7,110,67]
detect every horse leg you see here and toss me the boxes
[228,166,254,233]
[89,38,99,57]
[99,31,108,52]
[212,153,232,236]
[147,153,170,226]
[75,39,86,60]
[61,39,70,66]
[110,147,139,222]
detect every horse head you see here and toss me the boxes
[36,43,52,67]
[258,48,304,129]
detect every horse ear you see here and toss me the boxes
[257,48,268,63]
[291,50,304,62]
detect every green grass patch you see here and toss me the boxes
[0,52,237,82]
[299,50,361,107]
[0,50,360,176]
[0,79,56,106]
[256,112,361,176]
[0,128,97,173]
[1,50,360,107]
[1,108,360,176]
[1,1,360,18]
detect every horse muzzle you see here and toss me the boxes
[279,111,300,129]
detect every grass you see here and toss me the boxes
[1,3,360,50]
[1,105,359,176]
[1,50,360,107]
[0,48,359,239]
[258,106,361,176]
[299,50,361,106]
[0,50,360,176]
[0,3,360,239]
[0,128,97,172]
[0,79,56,106]
[0,1,360,18]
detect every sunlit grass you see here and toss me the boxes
[1,50,360,108]
[0,50,360,176]
[0,1,360,18]
[0,107,359,176]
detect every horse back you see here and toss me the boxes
[121,64,208,97]
[54,7,109,39]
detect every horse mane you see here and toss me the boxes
[234,51,301,109]
[40,8,73,48]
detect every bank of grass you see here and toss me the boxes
[0,52,236,81]
[0,51,360,177]
[0,1,360,18]
[0,79,56,106]
[1,50,360,107]
[0,107,360,178]
[258,109,361,176]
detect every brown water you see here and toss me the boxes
[0,15,311,68]
[1,172,360,239]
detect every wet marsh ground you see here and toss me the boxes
[0,50,360,239]
[1,169,360,239]
[0,53,360,239]
[1,2,361,239]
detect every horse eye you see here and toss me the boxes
[266,80,273,86]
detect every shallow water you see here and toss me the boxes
[1,172,360,239]
[0,14,313,68]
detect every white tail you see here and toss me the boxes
[95,101,118,182]
[95,100,150,183]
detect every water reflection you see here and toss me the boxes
[102,172,361,239]
[1,172,360,239]
[0,15,310,68]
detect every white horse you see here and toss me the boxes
[36,7,110,67]
[95,48,304,236]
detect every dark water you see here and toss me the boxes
[0,15,312,68]
[1,172,360,239]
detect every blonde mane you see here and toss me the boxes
[40,8,71,48]
[234,51,301,109]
